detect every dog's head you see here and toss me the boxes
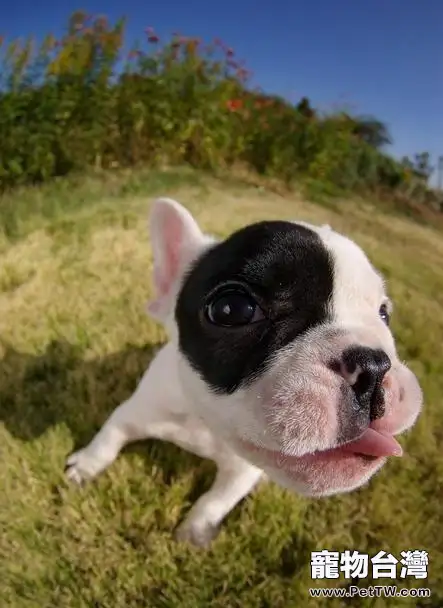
[147,198,423,497]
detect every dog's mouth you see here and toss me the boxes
[239,426,403,468]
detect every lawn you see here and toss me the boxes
[1,168,442,607]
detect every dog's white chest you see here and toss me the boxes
[153,411,227,461]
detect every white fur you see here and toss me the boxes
[66,341,263,546]
[65,198,423,547]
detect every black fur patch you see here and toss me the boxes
[175,221,335,393]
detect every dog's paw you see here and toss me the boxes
[64,448,104,485]
[174,518,220,548]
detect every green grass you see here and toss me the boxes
[1,168,442,607]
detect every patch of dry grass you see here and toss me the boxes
[1,169,442,607]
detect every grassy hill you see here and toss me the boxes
[1,168,442,607]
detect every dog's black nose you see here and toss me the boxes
[342,346,391,420]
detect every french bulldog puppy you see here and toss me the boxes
[65,198,423,547]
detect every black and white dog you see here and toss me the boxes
[65,197,423,547]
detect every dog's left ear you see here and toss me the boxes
[147,197,209,322]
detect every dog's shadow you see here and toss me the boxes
[0,339,214,498]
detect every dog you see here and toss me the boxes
[65,197,423,547]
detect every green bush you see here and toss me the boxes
[0,11,437,204]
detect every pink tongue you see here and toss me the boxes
[340,428,403,457]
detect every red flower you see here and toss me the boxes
[226,99,243,112]
[148,34,159,43]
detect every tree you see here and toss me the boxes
[413,152,433,183]
[401,152,434,184]
[401,155,414,170]
[351,115,392,149]
[296,96,315,119]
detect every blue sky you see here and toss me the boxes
[2,0,442,180]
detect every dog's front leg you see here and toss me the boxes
[65,343,183,484]
[175,457,263,548]
[65,394,150,484]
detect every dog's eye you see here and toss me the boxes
[379,303,390,325]
[205,289,264,327]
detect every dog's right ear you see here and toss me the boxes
[147,198,208,322]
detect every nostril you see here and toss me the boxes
[353,369,372,396]
[344,359,357,376]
